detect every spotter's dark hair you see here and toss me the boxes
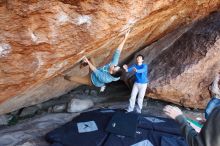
[136,54,144,60]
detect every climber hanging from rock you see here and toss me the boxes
[63,29,130,92]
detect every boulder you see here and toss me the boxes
[19,105,40,118]
[123,12,220,109]
[52,104,66,113]
[0,115,11,126]
[67,98,94,113]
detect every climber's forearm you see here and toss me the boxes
[87,60,97,72]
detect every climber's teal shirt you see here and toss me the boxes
[91,49,120,87]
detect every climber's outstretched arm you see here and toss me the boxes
[117,29,130,53]
[111,30,130,65]
[83,56,97,72]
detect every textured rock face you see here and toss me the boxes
[0,0,220,114]
[124,12,220,109]
[0,113,78,146]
